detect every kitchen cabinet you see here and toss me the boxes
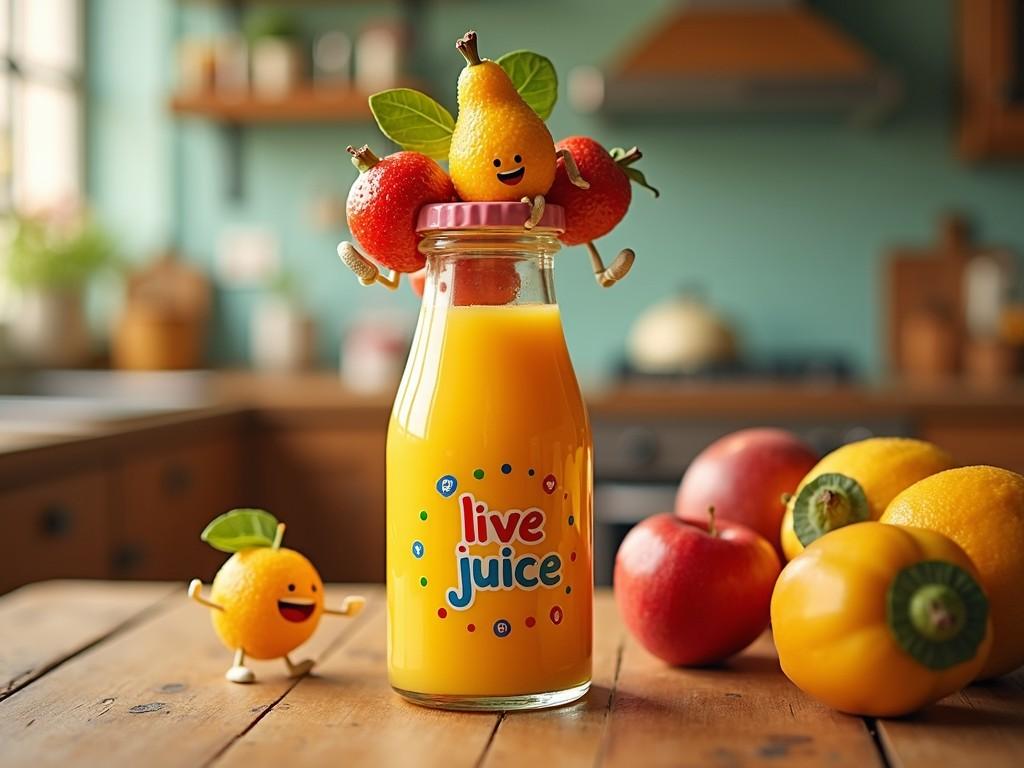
[920,418,1024,476]
[959,0,1024,160]
[1,469,112,594]
[111,432,244,581]
[250,417,387,583]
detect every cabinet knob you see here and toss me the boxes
[162,464,193,496]
[112,545,145,573]
[619,427,660,468]
[39,504,73,538]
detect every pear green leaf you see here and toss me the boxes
[201,508,279,553]
[368,88,455,161]
[496,50,558,120]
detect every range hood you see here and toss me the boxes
[569,0,901,121]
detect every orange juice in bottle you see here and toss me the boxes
[387,202,593,710]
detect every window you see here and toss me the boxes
[0,0,83,212]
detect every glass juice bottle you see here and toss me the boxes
[387,202,593,710]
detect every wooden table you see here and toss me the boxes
[1,582,1021,767]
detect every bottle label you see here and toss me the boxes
[445,492,563,610]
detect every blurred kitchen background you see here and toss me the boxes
[3,0,1024,591]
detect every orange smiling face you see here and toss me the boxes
[210,547,326,659]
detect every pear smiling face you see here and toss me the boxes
[448,36,557,202]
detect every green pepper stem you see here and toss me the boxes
[809,487,854,532]
[909,584,966,642]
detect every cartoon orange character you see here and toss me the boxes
[188,508,365,683]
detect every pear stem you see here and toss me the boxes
[347,144,380,173]
[456,30,482,66]
[707,506,718,538]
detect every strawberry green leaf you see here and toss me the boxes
[610,147,660,198]
[201,508,279,553]
[622,166,660,198]
[495,50,558,121]
[368,88,455,161]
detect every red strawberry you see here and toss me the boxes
[346,145,455,273]
[409,267,427,298]
[408,261,520,305]
[452,259,521,306]
[546,136,658,246]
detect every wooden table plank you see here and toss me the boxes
[212,600,501,768]
[479,593,624,768]
[599,630,884,768]
[0,580,175,701]
[878,668,1024,768]
[0,585,374,768]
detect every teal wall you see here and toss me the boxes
[87,0,1024,379]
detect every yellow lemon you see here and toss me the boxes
[210,547,324,659]
[781,437,954,561]
[882,466,1024,679]
[448,31,556,202]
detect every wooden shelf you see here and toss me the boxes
[169,85,383,123]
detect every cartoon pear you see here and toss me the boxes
[188,508,365,684]
[448,31,588,228]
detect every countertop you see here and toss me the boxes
[1,581,1021,768]
[1,369,1023,472]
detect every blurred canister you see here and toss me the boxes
[113,251,210,370]
[354,22,405,92]
[340,309,410,393]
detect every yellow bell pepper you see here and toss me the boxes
[771,522,991,717]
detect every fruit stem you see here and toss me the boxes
[707,506,718,538]
[272,523,285,550]
[614,146,643,167]
[456,30,482,66]
[810,488,852,531]
[909,584,966,642]
[347,144,380,173]
[780,492,793,506]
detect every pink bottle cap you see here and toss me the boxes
[416,201,565,233]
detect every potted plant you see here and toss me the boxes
[1,207,116,367]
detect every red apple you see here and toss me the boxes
[676,428,817,557]
[614,511,780,666]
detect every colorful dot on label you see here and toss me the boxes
[467,624,476,632]
[420,577,428,587]
[493,619,512,638]
[542,474,557,494]
[419,510,428,521]
[437,608,447,619]
[473,468,485,480]
[436,475,458,498]
[528,468,535,476]
[412,541,424,558]
[439,281,448,293]
[568,515,575,526]
[501,463,512,474]
[525,616,536,628]
[458,544,467,553]
[501,546,512,557]
[550,606,563,625]
[565,586,572,595]
[570,551,577,562]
